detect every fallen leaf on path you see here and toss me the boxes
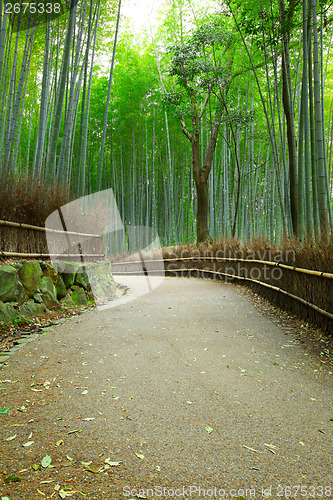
[67,429,81,435]
[41,455,52,468]
[205,426,213,434]
[299,441,305,446]
[243,445,260,453]
[84,466,98,473]
[33,464,42,471]
[134,452,145,460]
[104,458,121,466]
[5,434,17,441]
[81,390,88,395]
[23,441,34,447]
[318,429,326,434]
[66,455,74,461]
[81,461,92,466]
[0,407,10,414]
[56,439,64,446]
[37,489,45,496]
[58,490,77,498]
[264,443,278,450]
[4,476,21,483]
[82,417,95,421]
[18,406,27,413]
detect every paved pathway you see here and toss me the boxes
[0,278,332,500]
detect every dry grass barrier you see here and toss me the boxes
[0,173,70,256]
[0,175,106,260]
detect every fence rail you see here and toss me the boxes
[112,256,333,279]
[112,256,333,324]
[0,219,101,238]
[0,251,105,259]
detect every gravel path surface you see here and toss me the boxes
[0,277,332,500]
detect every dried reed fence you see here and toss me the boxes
[0,219,105,260]
[112,241,333,335]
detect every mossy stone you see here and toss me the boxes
[71,287,88,306]
[53,261,66,274]
[86,261,115,302]
[40,276,60,309]
[42,263,58,284]
[33,293,44,304]
[74,267,89,289]
[60,295,76,307]
[0,265,28,304]
[0,301,18,324]
[19,299,46,317]
[19,262,43,297]
[62,262,79,288]
[12,262,23,271]
[56,275,67,299]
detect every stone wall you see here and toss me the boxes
[0,260,116,326]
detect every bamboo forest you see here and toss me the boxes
[1,2,333,495]
[1,0,333,245]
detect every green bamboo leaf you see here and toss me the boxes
[84,466,99,473]
[4,475,21,483]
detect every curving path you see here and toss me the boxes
[0,278,332,500]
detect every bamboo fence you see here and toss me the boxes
[112,254,333,331]
[0,219,105,260]
[0,218,332,331]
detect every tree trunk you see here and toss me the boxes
[195,178,210,243]
[280,0,298,236]
[191,118,212,244]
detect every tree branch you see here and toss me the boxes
[199,92,210,120]
[201,112,222,183]
[180,119,192,142]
